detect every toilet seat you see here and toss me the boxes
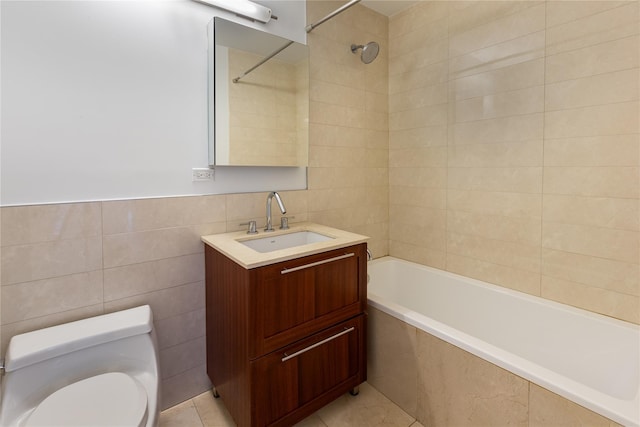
[26,372,148,427]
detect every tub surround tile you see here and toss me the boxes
[542,248,640,297]
[544,102,639,140]
[390,126,448,150]
[390,1,447,39]
[447,189,542,219]
[543,167,639,199]
[446,252,541,296]
[452,58,545,102]
[416,330,529,426]
[449,3,545,58]
[529,383,623,427]
[389,240,446,271]
[447,210,542,246]
[389,83,448,113]
[448,1,540,37]
[390,187,446,210]
[449,31,545,79]
[544,134,639,167]
[545,1,630,28]
[546,3,639,56]
[389,61,448,96]
[447,232,541,274]
[454,86,544,123]
[545,36,639,84]
[447,140,543,168]
[545,69,639,112]
[541,275,640,324]
[390,39,448,77]
[367,308,418,418]
[451,113,544,145]
[543,195,639,231]
[390,222,446,254]
[542,222,639,264]
[447,167,543,194]
[390,19,447,60]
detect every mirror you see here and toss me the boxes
[208,17,309,167]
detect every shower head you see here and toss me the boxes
[351,41,379,64]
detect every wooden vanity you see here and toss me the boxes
[202,224,368,427]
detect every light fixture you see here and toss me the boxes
[193,0,274,24]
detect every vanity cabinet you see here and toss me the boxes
[205,243,367,427]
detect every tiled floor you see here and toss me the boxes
[159,382,424,427]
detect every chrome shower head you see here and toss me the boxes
[351,41,379,64]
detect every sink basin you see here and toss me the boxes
[240,231,334,253]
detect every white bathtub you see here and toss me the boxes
[367,257,640,426]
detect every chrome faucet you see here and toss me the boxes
[265,191,286,232]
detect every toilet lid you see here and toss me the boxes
[26,372,148,427]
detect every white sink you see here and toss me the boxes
[240,231,334,253]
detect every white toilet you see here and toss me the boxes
[0,305,160,427]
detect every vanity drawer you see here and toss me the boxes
[251,315,366,427]
[249,244,367,358]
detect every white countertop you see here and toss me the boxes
[201,222,369,269]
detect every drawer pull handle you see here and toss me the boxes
[281,327,355,362]
[281,253,355,275]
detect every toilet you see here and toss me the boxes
[0,305,160,427]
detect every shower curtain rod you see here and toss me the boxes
[233,0,361,83]
[232,40,294,83]
[305,0,361,33]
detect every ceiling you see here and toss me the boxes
[360,0,419,17]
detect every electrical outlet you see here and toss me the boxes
[192,168,215,181]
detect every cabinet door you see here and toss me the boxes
[251,315,365,427]
[251,244,366,357]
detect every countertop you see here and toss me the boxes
[201,222,369,269]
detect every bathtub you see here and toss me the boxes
[367,257,639,426]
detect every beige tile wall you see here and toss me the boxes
[389,0,640,324]
[306,1,389,259]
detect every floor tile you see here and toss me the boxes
[193,390,236,427]
[159,400,204,427]
[160,382,416,427]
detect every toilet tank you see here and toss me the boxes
[0,306,160,427]
[4,305,153,373]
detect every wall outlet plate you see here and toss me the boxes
[192,168,215,181]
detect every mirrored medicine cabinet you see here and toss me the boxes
[208,17,309,167]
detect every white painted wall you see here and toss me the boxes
[0,0,307,206]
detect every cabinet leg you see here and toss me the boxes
[212,387,220,398]
[349,386,359,396]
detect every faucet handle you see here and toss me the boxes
[240,220,258,234]
[280,216,295,230]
